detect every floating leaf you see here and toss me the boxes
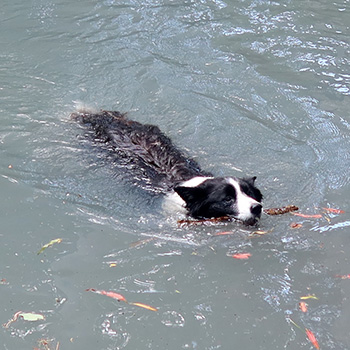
[3,311,20,328]
[36,338,60,350]
[300,294,318,300]
[101,291,127,302]
[232,253,251,260]
[299,302,308,312]
[290,222,303,229]
[213,231,234,236]
[252,230,268,235]
[322,207,345,214]
[288,318,302,330]
[306,329,320,350]
[86,288,127,302]
[3,311,45,328]
[292,213,322,219]
[130,302,158,312]
[288,319,320,349]
[37,238,62,255]
[324,215,331,223]
[335,274,350,279]
[20,312,45,322]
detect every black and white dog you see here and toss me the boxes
[72,110,263,225]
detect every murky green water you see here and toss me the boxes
[1,0,350,349]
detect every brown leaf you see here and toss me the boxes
[290,222,303,229]
[264,205,299,215]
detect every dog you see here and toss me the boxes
[72,110,263,225]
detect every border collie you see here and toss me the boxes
[72,110,263,225]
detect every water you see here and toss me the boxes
[1,0,349,349]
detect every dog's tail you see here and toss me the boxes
[71,110,127,127]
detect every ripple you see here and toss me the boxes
[96,311,131,348]
[161,310,185,327]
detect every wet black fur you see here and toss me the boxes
[72,110,211,191]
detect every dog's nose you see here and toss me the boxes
[251,203,262,217]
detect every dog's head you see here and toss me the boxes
[174,177,263,225]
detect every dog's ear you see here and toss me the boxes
[246,176,257,185]
[174,186,205,204]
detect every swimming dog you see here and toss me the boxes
[72,110,263,225]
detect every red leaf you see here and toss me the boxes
[101,291,127,302]
[335,274,350,279]
[232,253,251,259]
[292,213,323,219]
[299,302,308,312]
[214,231,234,236]
[86,288,127,302]
[322,207,345,214]
[306,329,320,350]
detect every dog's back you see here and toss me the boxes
[72,110,210,192]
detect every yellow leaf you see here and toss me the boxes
[37,238,62,255]
[288,318,302,330]
[300,294,318,300]
[130,302,158,312]
[252,230,268,235]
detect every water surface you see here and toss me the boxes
[1,0,350,349]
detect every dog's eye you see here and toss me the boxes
[224,196,233,202]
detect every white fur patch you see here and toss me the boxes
[162,176,212,214]
[163,191,187,214]
[226,178,260,222]
[180,176,213,188]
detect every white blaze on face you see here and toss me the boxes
[227,178,260,222]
